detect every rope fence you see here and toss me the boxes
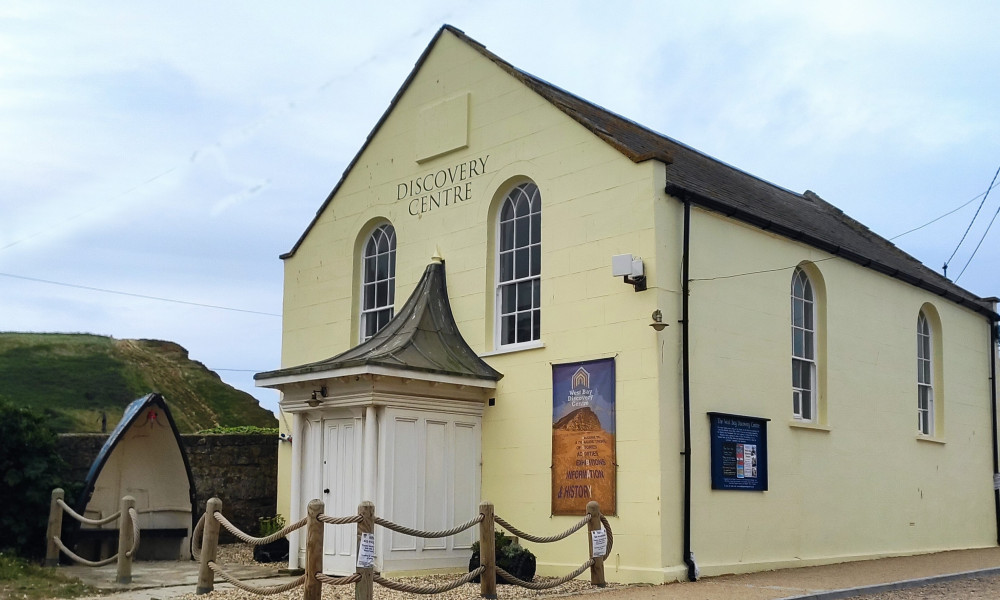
[193,495,612,600]
[493,513,589,544]
[44,488,142,584]
[195,497,310,596]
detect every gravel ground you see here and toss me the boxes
[850,574,1000,599]
[176,544,621,600]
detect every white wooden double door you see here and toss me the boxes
[320,409,481,575]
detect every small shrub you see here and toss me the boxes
[469,531,536,583]
[197,426,279,435]
[254,515,289,563]
[0,400,67,557]
[258,515,286,537]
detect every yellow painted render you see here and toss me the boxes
[272,27,998,584]
[683,207,996,576]
[276,30,673,583]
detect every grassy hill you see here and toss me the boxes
[0,332,277,433]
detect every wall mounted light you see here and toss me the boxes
[612,253,647,292]
[308,386,328,407]
[650,309,669,331]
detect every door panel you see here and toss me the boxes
[379,408,481,571]
[323,418,362,574]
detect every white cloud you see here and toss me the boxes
[1,0,998,413]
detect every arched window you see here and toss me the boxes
[496,182,541,347]
[360,223,396,342]
[791,267,816,421]
[917,311,934,435]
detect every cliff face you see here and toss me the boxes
[553,407,602,431]
[0,332,276,433]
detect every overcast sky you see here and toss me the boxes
[3,1,998,416]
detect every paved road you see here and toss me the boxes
[851,573,1000,599]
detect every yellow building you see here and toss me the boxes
[255,25,1000,583]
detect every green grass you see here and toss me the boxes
[0,332,277,433]
[0,554,98,600]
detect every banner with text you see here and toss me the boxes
[551,358,616,515]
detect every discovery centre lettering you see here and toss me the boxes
[399,155,490,216]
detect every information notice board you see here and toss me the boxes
[708,412,769,491]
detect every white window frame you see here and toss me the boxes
[791,267,816,421]
[360,223,396,342]
[494,182,541,349]
[917,311,934,435]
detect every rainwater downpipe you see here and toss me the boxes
[990,313,999,545]
[681,199,697,580]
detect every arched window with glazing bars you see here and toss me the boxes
[496,183,541,347]
[360,223,396,342]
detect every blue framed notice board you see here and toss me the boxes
[708,412,769,491]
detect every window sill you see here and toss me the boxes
[788,420,831,432]
[916,434,945,445]
[481,340,545,357]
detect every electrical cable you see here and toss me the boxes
[954,201,1000,283]
[0,167,178,252]
[0,271,280,317]
[689,257,837,282]
[890,182,997,241]
[943,163,1000,272]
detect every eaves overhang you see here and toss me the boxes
[255,363,497,390]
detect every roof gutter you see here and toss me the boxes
[989,304,1000,545]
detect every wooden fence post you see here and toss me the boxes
[116,496,136,584]
[303,499,324,600]
[45,488,64,567]
[356,501,375,600]
[586,501,606,587]
[196,498,222,594]
[479,501,496,599]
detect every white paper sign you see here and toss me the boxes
[591,529,608,557]
[357,532,375,568]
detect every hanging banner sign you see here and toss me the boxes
[551,358,616,515]
[708,412,769,491]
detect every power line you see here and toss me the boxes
[1,166,179,253]
[954,200,1000,282]
[689,257,838,282]
[890,183,996,241]
[943,163,1000,275]
[0,272,280,317]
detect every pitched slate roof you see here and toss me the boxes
[255,260,502,383]
[445,28,996,320]
[284,25,997,320]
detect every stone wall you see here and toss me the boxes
[58,433,278,540]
